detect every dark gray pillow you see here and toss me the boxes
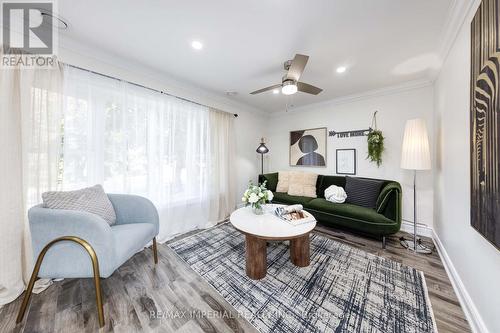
[344,176,383,209]
[42,184,116,225]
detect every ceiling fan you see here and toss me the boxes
[250,54,323,96]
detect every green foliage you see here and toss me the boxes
[367,130,384,167]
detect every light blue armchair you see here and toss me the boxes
[16,194,159,328]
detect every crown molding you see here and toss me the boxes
[55,1,478,117]
[432,0,481,81]
[269,79,432,117]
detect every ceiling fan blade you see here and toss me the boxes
[250,84,282,95]
[286,54,309,81]
[297,82,323,95]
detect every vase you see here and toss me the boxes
[252,205,264,215]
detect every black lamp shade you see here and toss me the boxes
[256,143,269,154]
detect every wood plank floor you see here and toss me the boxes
[0,224,471,333]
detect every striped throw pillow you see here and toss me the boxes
[344,176,383,209]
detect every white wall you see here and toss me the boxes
[233,111,269,204]
[57,40,267,206]
[266,85,434,228]
[433,1,500,332]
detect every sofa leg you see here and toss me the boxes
[16,236,105,328]
[152,237,158,264]
[382,236,387,249]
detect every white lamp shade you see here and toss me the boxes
[401,118,431,170]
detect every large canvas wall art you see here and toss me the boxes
[290,127,327,167]
[471,0,500,250]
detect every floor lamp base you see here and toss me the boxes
[400,236,433,254]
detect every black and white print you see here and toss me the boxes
[290,128,327,167]
[470,0,500,250]
[336,149,356,175]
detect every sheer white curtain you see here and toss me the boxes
[61,66,234,241]
[208,109,236,222]
[0,62,26,305]
[1,62,236,305]
[0,54,64,305]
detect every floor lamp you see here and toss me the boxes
[256,138,269,175]
[400,119,433,254]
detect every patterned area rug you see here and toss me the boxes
[169,223,437,333]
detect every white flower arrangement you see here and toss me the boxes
[242,180,273,212]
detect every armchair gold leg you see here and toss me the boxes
[16,236,105,328]
[152,237,158,264]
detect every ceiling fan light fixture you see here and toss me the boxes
[249,54,322,96]
[281,80,297,95]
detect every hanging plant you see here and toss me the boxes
[367,111,384,167]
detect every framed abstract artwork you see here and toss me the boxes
[470,0,500,250]
[289,127,327,167]
[336,149,356,175]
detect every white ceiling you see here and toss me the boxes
[58,0,454,112]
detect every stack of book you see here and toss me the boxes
[274,204,316,226]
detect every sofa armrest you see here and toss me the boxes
[107,194,159,235]
[28,205,114,257]
[375,182,402,225]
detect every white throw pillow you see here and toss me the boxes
[324,185,347,203]
[276,171,291,193]
[287,171,318,198]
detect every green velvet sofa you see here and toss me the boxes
[258,172,402,247]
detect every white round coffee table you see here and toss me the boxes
[230,204,316,280]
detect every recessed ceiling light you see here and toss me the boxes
[273,89,280,94]
[191,40,203,50]
[336,66,347,73]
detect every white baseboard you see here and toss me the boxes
[400,220,434,238]
[432,230,489,333]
